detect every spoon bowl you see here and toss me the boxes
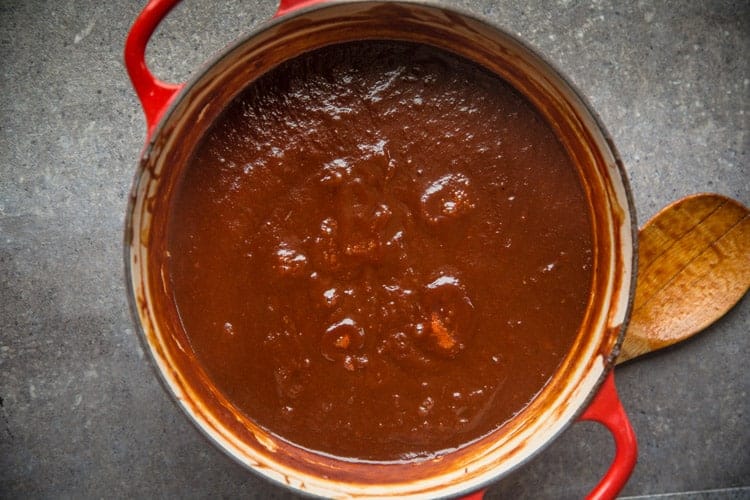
[617,193,750,364]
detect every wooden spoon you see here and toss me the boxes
[616,193,750,364]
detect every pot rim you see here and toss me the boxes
[124,0,638,497]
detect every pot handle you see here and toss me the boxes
[124,0,185,139]
[464,372,636,500]
[275,0,326,17]
[579,371,637,500]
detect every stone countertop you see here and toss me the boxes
[1,0,747,498]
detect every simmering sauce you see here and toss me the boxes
[166,41,593,461]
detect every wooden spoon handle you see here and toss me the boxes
[617,194,750,364]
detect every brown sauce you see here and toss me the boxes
[166,41,593,461]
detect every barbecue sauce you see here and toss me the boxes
[166,41,593,461]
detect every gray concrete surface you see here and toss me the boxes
[0,0,748,498]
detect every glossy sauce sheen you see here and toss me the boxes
[167,42,593,461]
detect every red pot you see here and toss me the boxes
[124,0,638,498]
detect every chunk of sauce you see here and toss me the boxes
[166,42,593,461]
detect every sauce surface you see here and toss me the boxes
[166,42,593,461]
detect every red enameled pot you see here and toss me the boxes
[124,0,638,498]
